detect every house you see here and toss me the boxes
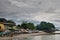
[0,23,5,31]
[0,22,13,31]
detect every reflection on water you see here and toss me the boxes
[1,35,60,40]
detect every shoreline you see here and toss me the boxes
[0,31,50,40]
[1,31,60,40]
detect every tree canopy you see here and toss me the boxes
[0,18,16,27]
[7,20,16,26]
[36,21,55,33]
[27,22,35,30]
[0,18,7,23]
[21,22,28,29]
[16,24,21,29]
[20,22,35,30]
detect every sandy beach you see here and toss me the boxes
[0,31,50,40]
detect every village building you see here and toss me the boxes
[0,22,13,31]
[0,23,5,31]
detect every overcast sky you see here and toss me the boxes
[0,0,60,27]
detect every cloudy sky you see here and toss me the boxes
[0,0,60,27]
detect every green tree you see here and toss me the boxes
[7,20,16,26]
[7,20,16,25]
[39,21,47,30]
[46,23,55,33]
[36,21,55,33]
[0,18,7,23]
[27,22,35,30]
[36,25,41,30]
[16,24,21,29]
[21,22,35,30]
[21,22,28,29]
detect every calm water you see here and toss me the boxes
[7,34,60,40]
[30,35,60,40]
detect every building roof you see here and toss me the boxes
[0,22,13,25]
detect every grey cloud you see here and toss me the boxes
[0,0,60,27]
[0,0,60,14]
[0,0,58,14]
[53,20,60,22]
